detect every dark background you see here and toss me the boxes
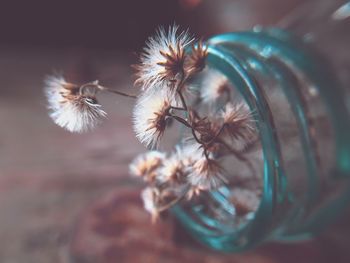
[0,0,302,50]
[0,0,207,50]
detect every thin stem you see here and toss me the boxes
[191,127,203,144]
[177,90,188,111]
[98,85,137,98]
[206,124,226,146]
[175,75,189,110]
[170,106,186,111]
[79,81,99,96]
[168,113,192,128]
[79,81,137,98]
[203,148,210,160]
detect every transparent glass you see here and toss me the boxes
[173,0,350,252]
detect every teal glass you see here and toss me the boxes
[172,27,350,252]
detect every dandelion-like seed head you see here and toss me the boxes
[44,75,106,133]
[175,142,202,166]
[200,70,231,104]
[221,102,255,141]
[134,25,193,90]
[189,110,220,147]
[157,153,186,184]
[185,39,208,76]
[129,151,165,182]
[187,156,227,191]
[133,87,177,149]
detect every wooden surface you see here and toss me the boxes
[1,48,350,263]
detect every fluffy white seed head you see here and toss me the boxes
[221,102,255,141]
[187,157,227,191]
[175,142,202,167]
[200,69,231,104]
[133,87,178,149]
[135,25,193,90]
[157,153,185,184]
[44,75,106,133]
[129,151,166,182]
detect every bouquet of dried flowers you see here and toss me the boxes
[44,25,258,223]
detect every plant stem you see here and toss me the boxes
[170,106,186,111]
[168,113,192,128]
[177,90,188,111]
[98,85,137,98]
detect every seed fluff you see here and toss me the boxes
[157,152,186,184]
[44,75,106,133]
[133,86,178,149]
[200,69,231,104]
[221,102,255,141]
[187,156,227,191]
[134,24,193,90]
[129,151,166,182]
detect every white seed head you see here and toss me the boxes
[187,157,227,191]
[133,87,177,149]
[44,75,106,133]
[175,142,203,167]
[200,69,230,104]
[157,153,185,183]
[129,151,166,182]
[221,102,255,141]
[135,25,193,90]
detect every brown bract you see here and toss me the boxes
[185,40,208,76]
[221,103,255,142]
[147,100,171,138]
[58,82,80,102]
[157,42,186,82]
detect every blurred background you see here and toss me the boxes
[1,0,350,262]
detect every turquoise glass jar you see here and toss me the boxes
[173,25,350,252]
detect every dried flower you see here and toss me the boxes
[189,110,221,151]
[221,102,255,141]
[44,75,106,133]
[129,151,165,182]
[200,70,231,104]
[133,87,177,149]
[175,142,202,165]
[134,25,193,90]
[187,156,227,191]
[157,152,186,184]
[185,39,208,76]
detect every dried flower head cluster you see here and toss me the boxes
[44,75,106,133]
[200,69,231,104]
[44,75,136,132]
[134,25,196,90]
[131,143,229,222]
[133,87,178,148]
[131,25,257,221]
[44,24,258,223]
